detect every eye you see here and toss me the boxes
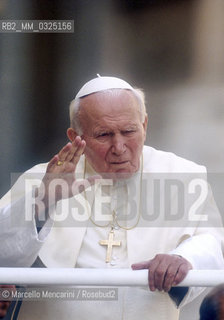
[96,132,111,138]
[122,129,136,135]
[98,133,108,137]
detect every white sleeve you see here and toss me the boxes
[0,192,55,267]
[0,164,54,267]
[168,182,224,308]
[169,232,224,308]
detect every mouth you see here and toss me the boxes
[110,161,129,165]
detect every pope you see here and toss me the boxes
[0,76,223,320]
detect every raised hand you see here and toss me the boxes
[36,136,100,214]
[47,135,86,176]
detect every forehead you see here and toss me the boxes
[79,89,140,121]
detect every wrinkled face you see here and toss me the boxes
[79,90,147,177]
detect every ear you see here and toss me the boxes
[142,115,148,140]
[67,128,78,142]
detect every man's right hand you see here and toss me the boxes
[35,136,100,218]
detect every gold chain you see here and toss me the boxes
[83,157,143,231]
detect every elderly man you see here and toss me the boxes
[0,76,223,320]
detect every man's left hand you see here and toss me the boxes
[131,254,192,292]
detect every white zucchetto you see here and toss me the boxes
[75,75,134,99]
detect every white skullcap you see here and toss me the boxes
[75,75,134,99]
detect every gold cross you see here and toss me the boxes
[99,228,121,263]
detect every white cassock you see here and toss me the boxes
[0,146,224,320]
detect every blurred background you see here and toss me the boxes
[0,0,224,319]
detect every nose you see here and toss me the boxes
[111,134,126,155]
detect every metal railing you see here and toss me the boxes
[0,268,224,287]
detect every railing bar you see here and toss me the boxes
[0,269,224,287]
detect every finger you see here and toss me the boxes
[47,144,84,173]
[62,136,85,163]
[47,138,86,173]
[47,145,72,172]
[148,260,160,292]
[173,262,191,286]
[163,264,179,292]
[131,261,151,270]
[57,142,72,161]
[70,138,86,165]
[46,155,59,172]
[153,262,169,291]
[65,136,84,162]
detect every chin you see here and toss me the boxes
[102,167,137,180]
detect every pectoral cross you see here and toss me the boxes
[99,228,121,263]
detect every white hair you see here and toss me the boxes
[69,88,147,135]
